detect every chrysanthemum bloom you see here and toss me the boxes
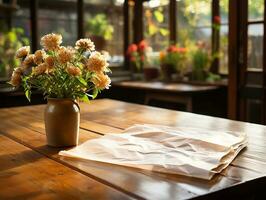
[85,52,108,73]
[33,63,48,75]
[58,47,74,64]
[75,39,95,52]
[92,73,111,89]
[40,33,62,51]
[16,46,30,59]
[34,50,46,65]
[66,65,81,76]
[45,56,55,69]
[10,68,23,86]
[22,54,35,70]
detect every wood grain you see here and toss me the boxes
[0,134,133,200]
[1,99,266,199]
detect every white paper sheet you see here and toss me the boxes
[59,124,247,180]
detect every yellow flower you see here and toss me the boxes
[32,63,48,75]
[22,54,35,70]
[16,46,30,59]
[66,65,81,76]
[75,38,95,52]
[34,50,46,65]
[45,56,55,69]
[40,33,62,51]
[92,73,111,89]
[10,68,23,86]
[85,52,108,73]
[58,47,74,64]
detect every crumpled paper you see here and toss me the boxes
[59,124,247,180]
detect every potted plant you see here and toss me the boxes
[0,28,29,78]
[191,45,210,81]
[9,33,111,147]
[127,40,149,80]
[160,45,188,81]
[85,14,114,50]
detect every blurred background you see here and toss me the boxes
[0,0,266,125]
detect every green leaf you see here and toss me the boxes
[148,24,158,36]
[78,77,87,86]
[92,89,98,99]
[25,90,31,102]
[159,28,169,36]
[80,94,89,102]
[154,10,164,23]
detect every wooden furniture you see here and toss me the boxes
[110,81,227,117]
[228,0,266,124]
[0,99,266,199]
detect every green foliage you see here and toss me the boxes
[144,8,169,37]
[248,0,264,20]
[154,10,164,23]
[86,14,114,40]
[0,28,29,77]
[192,49,210,71]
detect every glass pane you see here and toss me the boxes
[220,0,229,23]
[84,1,124,66]
[248,0,264,21]
[248,24,263,69]
[39,1,77,47]
[219,26,228,74]
[0,0,31,78]
[178,27,211,48]
[177,0,211,48]
[177,0,211,27]
[143,0,169,52]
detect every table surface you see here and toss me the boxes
[0,99,266,200]
[113,81,220,94]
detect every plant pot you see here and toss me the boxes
[143,67,159,81]
[191,70,207,81]
[44,98,80,147]
[160,64,175,81]
[90,35,106,51]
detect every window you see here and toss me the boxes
[177,0,212,47]
[84,0,124,66]
[247,0,264,70]
[38,0,77,47]
[143,0,169,52]
[220,0,229,74]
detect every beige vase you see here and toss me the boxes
[44,98,80,147]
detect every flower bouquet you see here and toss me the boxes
[9,33,111,147]
[127,40,148,73]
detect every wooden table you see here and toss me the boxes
[0,99,265,199]
[110,81,227,117]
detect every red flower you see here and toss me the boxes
[214,16,221,24]
[140,55,145,62]
[167,45,178,53]
[127,44,138,55]
[177,47,187,53]
[138,40,148,52]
